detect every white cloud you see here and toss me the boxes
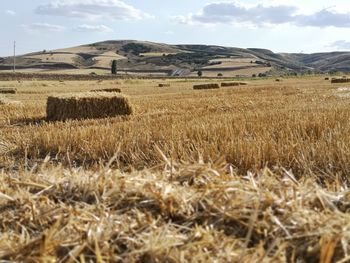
[22,23,65,32]
[164,30,175,35]
[75,24,113,32]
[174,1,350,28]
[5,10,16,16]
[35,0,152,21]
[329,40,350,50]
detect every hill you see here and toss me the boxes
[0,40,349,76]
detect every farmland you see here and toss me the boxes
[0,75,350,262]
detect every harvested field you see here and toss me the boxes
[46,92,132,121]
[1,76,350,262]
[0,88,16,94]
[0,97,22,106]
[193,83,220,90]
[91,88,121,93]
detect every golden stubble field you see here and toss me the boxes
[0,76,350,262]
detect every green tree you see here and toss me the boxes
[197,70,203,77]
[111,60,117,75]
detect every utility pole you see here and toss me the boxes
[13,41,16,73]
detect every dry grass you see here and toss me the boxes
[46,92,132,121]
[0,76,350,261]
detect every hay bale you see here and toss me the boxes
[239,82,248,86]
[221,82,240,87]
[91,88,121,93]
[193,83,220,90]
[46,92,132,121]
[331,78,350,84]
[0,88,17,94]
[158,84,171,87]
[325,77,329,80]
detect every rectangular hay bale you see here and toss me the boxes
[193,83,220,90]
[0,88,17,94]
[158,84,171,87]
[91,88,121,93]
[47,92,132,121]
[221,82,240,87]
[331,78,350,84]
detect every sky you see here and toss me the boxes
[2,0,350,56]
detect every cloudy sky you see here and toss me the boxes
[2,0,350,56]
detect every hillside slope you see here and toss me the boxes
[0,40,349,76]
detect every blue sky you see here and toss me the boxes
[2,0,350,56]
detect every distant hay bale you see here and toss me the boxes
[221,82,240,87]
[91,88,121,93]
[325,77,329,80]
[331,78,350,84]
[239,82,248,86]
[193,83,220,90]
[158,83,170,87]
[275,79,281,82]
[46,92,132,121]
[0,88,17,94]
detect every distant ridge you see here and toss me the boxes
[0,40,349,76]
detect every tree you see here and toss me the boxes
[111,60,117,75]
[197,70,203,77]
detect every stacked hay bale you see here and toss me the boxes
[331,78,350,84]
[193,84,220,90]
[91,88,121,93]
[158,84,170,87]
[0,88,17,94]
[47,92,132,121]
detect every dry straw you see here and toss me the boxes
[0,159,349,262]
[91,88,121,93]
[193,83,220,90]
[46,92,132,121]
[0,97,22,106]
[0,88,17,94]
